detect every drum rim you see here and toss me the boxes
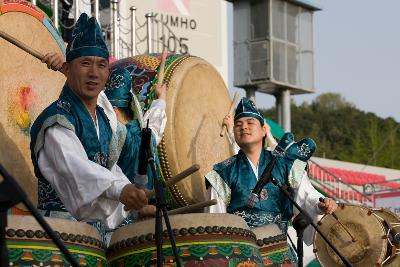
[159,55,232,207]
[6,215,104,249]
[1,0,66,55]
[313,204,388,267]
[109,213,252,246]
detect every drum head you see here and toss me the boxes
[314,204,387,267]
[252,224,283,241]
[111,54,233,207]
[0,0,66,207]
[163,56,232,205]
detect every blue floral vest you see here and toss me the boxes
[210,149,295,232]
[30,85,119,212]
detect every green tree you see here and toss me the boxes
[261,93,400,169]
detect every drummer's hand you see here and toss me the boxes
[138,205,156,219]
[223,114,234,132]
[318,198,338,214]
[42,52,67,76]
[154,50,168,101]
[120,184,148,211]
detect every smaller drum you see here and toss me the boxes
[313,204,400,267]
[253,224,296,266]
[371,208,400,266]
[6,215,106,266]
[107,213,262,266]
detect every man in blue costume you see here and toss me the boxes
[104,63,166,184]
[206,98,337,255]
[30,13,148,241]
[102,64,167,223]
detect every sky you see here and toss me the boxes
[229,0,400,122]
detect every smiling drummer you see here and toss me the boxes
[205,98,338,264]
[30,13,149,242]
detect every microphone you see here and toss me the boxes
[136,120,152,190]
[246,157,277,208]
[246,136,292,208]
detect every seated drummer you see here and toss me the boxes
[30,13,149,242]
[205,98,337,247]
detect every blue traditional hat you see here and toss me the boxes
[234,97,264,126]
[104,68,132,108]
[66,13,109,62]
[274,132,316,162]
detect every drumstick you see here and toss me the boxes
[0,30,44,60]
[157,50,168,86]
[146,164,200,198]
[220,92,240,137]
[0,30,66,75]
[319,197,356,242]
[168,199,218,215]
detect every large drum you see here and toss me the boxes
[313,204,400,266]
[107,213,262,266]
[253,224,296,266]
[0,0,66,207]
[111,54,233,208]
[6,215,106,266]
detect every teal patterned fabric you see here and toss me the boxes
[104,68,133,108]
[207,149,294,232]
[277,132,316,162]
[234,97,264,126]
[66,13,109,62]
[30,85,114,212]
[207,132,317,233]
[116,120,160,190]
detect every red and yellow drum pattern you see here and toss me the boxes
[107,214,263,267]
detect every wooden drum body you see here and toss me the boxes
[107,213,262,266]
[0,0,66,206]
[110,54,233,208]
[6,215,106,266]
[253,224,295,266]
[314,204,400,266]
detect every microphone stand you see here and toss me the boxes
[0,163,80,267]
[292,212,311,267]
[270,176,353,267]
[143,137,182,267]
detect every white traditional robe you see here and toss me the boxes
[37,98,166,230]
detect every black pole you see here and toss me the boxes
[297,230,304,267]
[155,201,163,267]
[292,212,311,267]
[270,176,353,267]
[0,211,9,266]
[0,163,80,267]
[148,152,182,267]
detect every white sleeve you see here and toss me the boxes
[37,125,130,229]
[205,186,227,213]
[97,91,118,133]
[227,130,240,154]
[143,99,167,145]
[292,168,324,246]
[265,134,278,151]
